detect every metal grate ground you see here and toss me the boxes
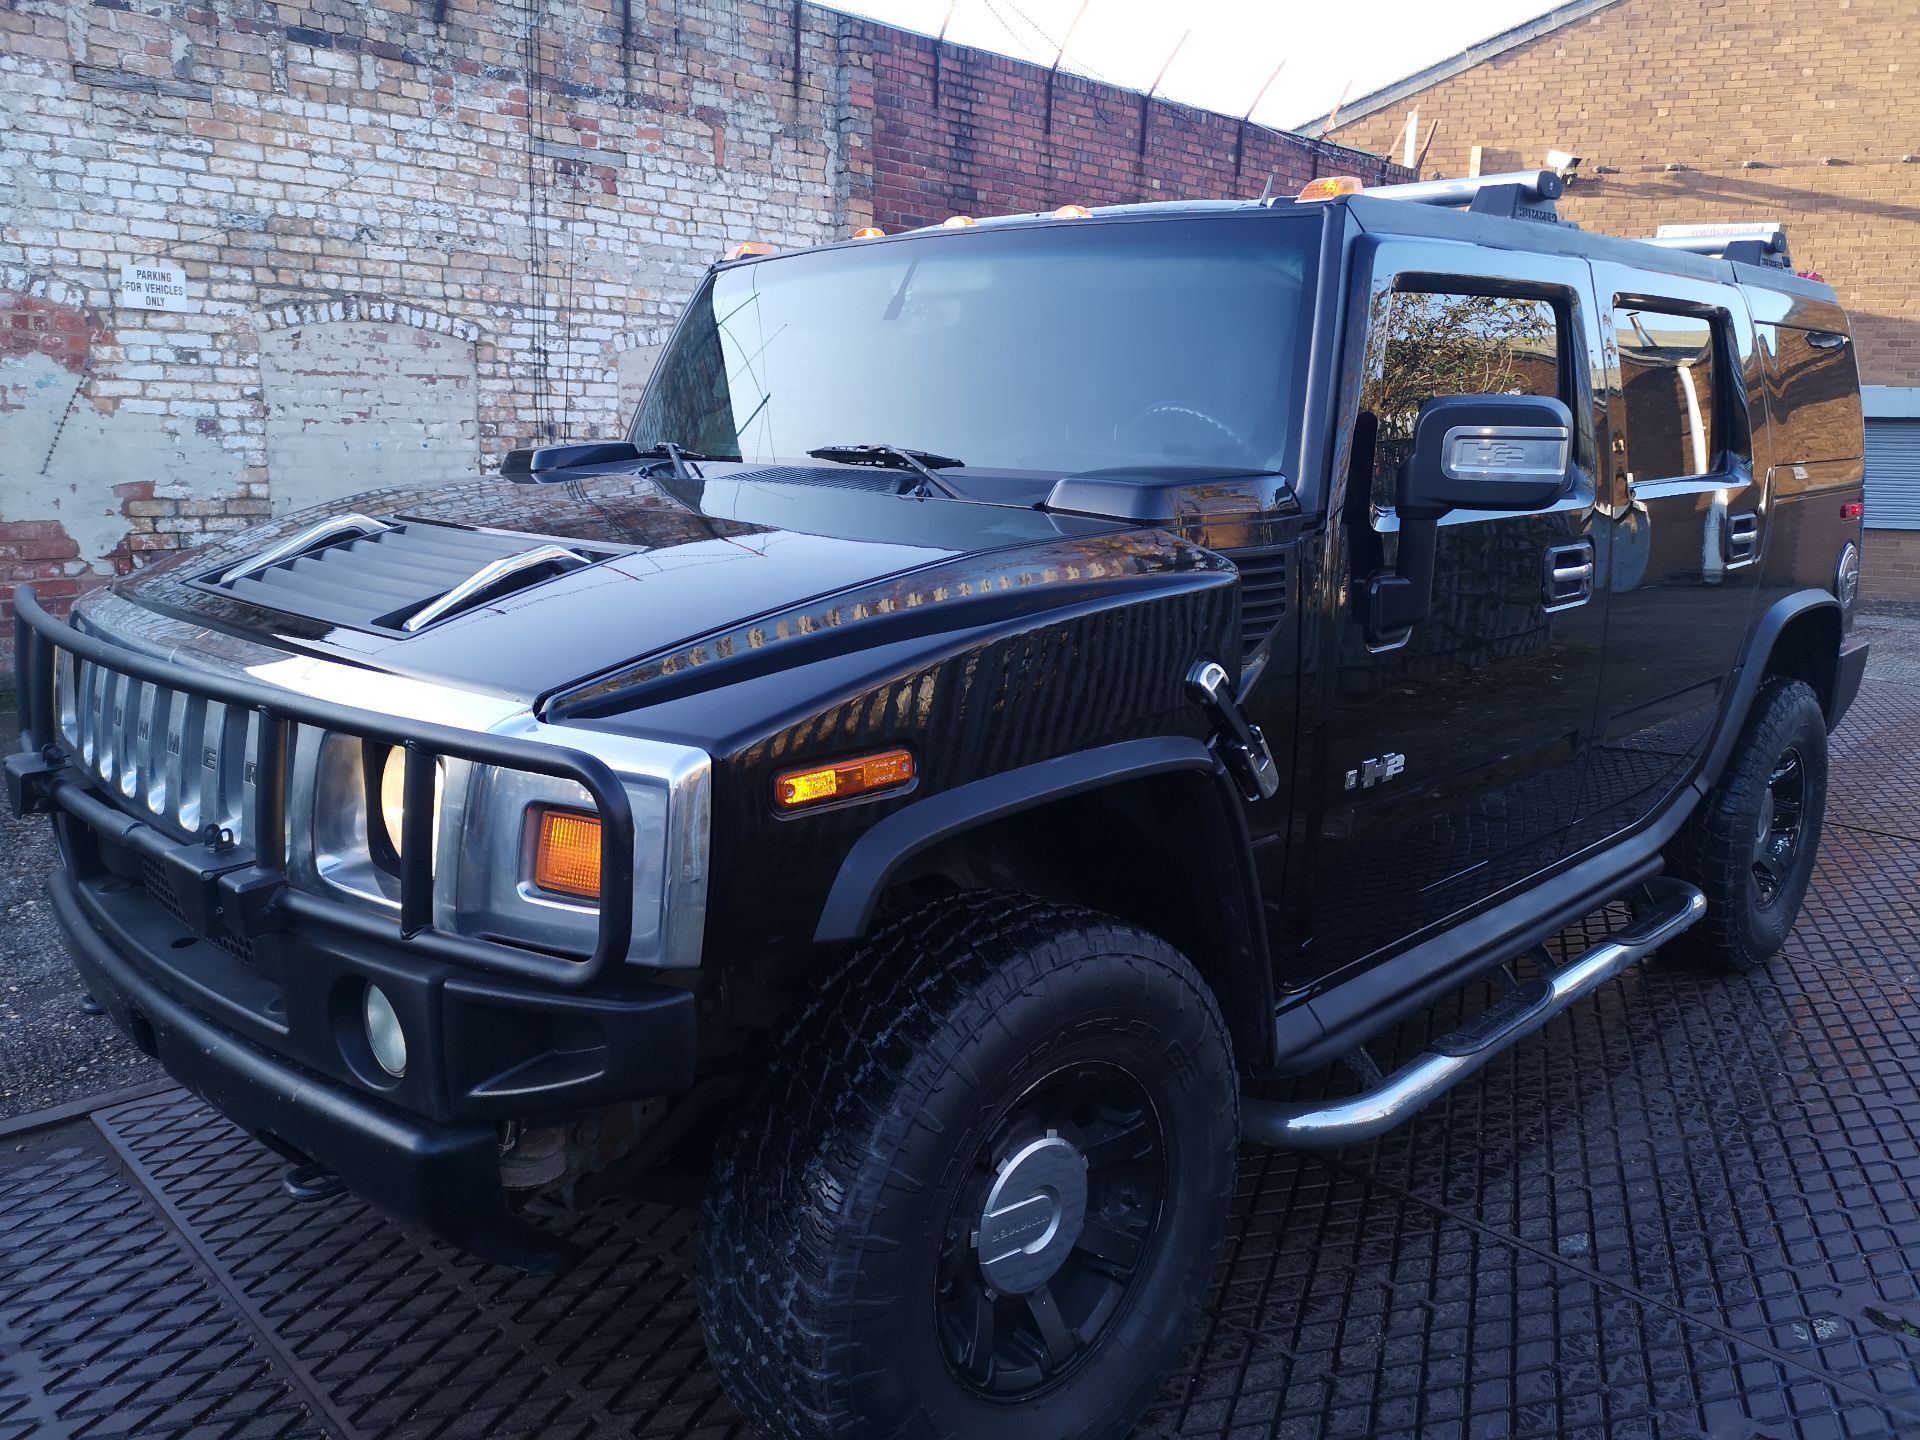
[5,676,1920,1440]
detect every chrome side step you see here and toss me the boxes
[1242,876,1706,1150]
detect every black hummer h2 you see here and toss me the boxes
[8,169,1869,1440]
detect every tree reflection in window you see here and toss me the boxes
[1360,290,1560,512]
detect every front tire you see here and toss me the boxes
[699,894,1238,1440]
[1665,676,1828,972]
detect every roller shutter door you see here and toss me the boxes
[1867,418,1920,529]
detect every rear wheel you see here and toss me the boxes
[1665,676,1828,972]
[699,893,1238,1440]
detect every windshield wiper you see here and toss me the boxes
[635,441,714,481]
[806,443,965,499]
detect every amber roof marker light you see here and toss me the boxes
[1297,175,1365,202]
[722,241,778,261]
[775,749,916,812]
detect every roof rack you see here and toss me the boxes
[1645,223,1793,271]
[1293,169,1798,272]
[1362,169,1568,225]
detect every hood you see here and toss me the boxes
[114,467,1149,705]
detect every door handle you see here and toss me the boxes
[1542,540,1594,610]
[1725,512,1759,566]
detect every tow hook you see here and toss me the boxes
[1187,660,1280,801]
[282,1161,347,1202]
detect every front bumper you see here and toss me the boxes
[49,864,579,1269]
[37,787,697,1269]
[9,584,700,1271]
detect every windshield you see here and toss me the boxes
[630,214,1320,479]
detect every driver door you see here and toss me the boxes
[1284,241,1611,983]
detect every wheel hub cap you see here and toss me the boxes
[973,1133,1088,1295]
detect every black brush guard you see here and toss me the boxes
[8,583,637,988]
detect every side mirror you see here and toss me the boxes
[1399,394,1574,518]
[1365,393,1575,645]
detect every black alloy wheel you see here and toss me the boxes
[699,894,1239,1440]
[933,1060,1168,1399]
[1666,675,1828,972]
[1751,744,1807,908]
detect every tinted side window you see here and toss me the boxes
[1360,290,1562,512]
[1758,322,1863,468]
[1614,308,1719,481]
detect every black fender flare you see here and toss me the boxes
[816,736,1219,943]
[1697,588,1840,792]
[812,736,1275,1065]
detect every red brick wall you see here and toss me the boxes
[0,292,99,373]
[1864,529,1920,604]
[1319,0,1920,599]
[857,26,1404,231]
[0,289,120,648]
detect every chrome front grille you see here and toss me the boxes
[58,651,257,844]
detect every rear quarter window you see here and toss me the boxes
[1758,322,1863,473]
[1613,308,1722,483]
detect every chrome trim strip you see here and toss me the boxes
[399,545,588,633]
[218,512,391,585]
[490,717,713,972]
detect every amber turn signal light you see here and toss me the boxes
[532,806,603,899]
[775,749,915,811]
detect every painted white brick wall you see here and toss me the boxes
[0,0,867,584]
[259,321,480,512]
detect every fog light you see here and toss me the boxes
[363,984,407,1077]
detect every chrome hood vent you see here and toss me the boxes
[191,516,612,635]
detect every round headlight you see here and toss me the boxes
[363,983,408,1077]
[379,746,405,855]
[377,746,443,866]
